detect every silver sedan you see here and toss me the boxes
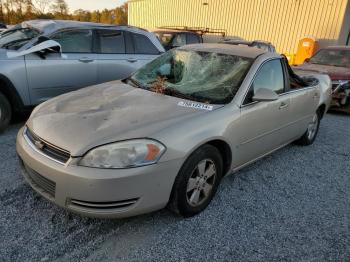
[17,44,331,218]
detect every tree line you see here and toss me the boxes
[0,0,128,25]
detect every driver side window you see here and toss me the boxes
[244,59,284,104]
[51,29,93,53]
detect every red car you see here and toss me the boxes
[296,46,350,113]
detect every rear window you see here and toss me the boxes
[132,33,159,55]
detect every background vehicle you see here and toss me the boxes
[153,26,226,50]
[0,20,165,132]
[296,46,350,113]
[17,44,331,219]
[221,39,277,52]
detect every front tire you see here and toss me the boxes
[295,111,321,146]
[168,144,223,217]
[0,93,11,133]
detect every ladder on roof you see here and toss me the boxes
[157,26,227,37]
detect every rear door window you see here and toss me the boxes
[132,33,159,55]
[95,30,125,54]
[51,29,93,53]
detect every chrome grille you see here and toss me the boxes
[24,127,71,164]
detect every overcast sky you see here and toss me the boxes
[66,0,127,12]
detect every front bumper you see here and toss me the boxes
[16,127,183,218]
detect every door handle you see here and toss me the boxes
[79,58,94,63]
[279,102,289,110]
[127,58,138,63]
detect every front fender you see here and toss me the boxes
[315,74,332,111]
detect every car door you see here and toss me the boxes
[95,30,160,83]
[235,59,296,166]
[281,60,320,137]
[94,29,130,83]
[25,29,97,105]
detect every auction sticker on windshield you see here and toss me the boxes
[177,101,214,111]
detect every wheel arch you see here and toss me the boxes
[181,137,233,177]
[206,139,232,176]
[0,74,25,112]
[317,103,327,119]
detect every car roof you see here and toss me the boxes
[222,39,251,45]
[179,43,267,58]
[14,20,165,53]
[19,20,148,35]
[222,39,272,45]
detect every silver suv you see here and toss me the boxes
[0,20,165,132]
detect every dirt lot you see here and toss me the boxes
[0,113,349,262]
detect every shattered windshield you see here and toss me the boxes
[0,27,39,50]
[130,49,253,104]
[309,49,350,68]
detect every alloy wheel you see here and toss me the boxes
[307,113,319,140]
[186,159,217,207]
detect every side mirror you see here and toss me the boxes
[7,40,61,58]
[252,88,279,102]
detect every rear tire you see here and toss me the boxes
[0,93,11,133]
[168,144,223,217]
[295,111,321,146]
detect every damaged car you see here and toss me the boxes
[296,46,350,114]
[17,44,331,218]
[0,20,164,132]
[221,39,277,53]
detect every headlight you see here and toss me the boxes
[79,139,166,169]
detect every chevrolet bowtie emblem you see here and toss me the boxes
[34,140,44,150]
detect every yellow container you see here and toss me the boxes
[294,37,318,65]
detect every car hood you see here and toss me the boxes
[27,81,222,156]
[296,63,350,81]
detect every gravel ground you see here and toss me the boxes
[0,113,349,262]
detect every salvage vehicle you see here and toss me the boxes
[221,39,277,53]
[154,29,202,50]
[296,46,350,113]
[0,20,165,132]
[154,26,226,50]
[17,44,331,218]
